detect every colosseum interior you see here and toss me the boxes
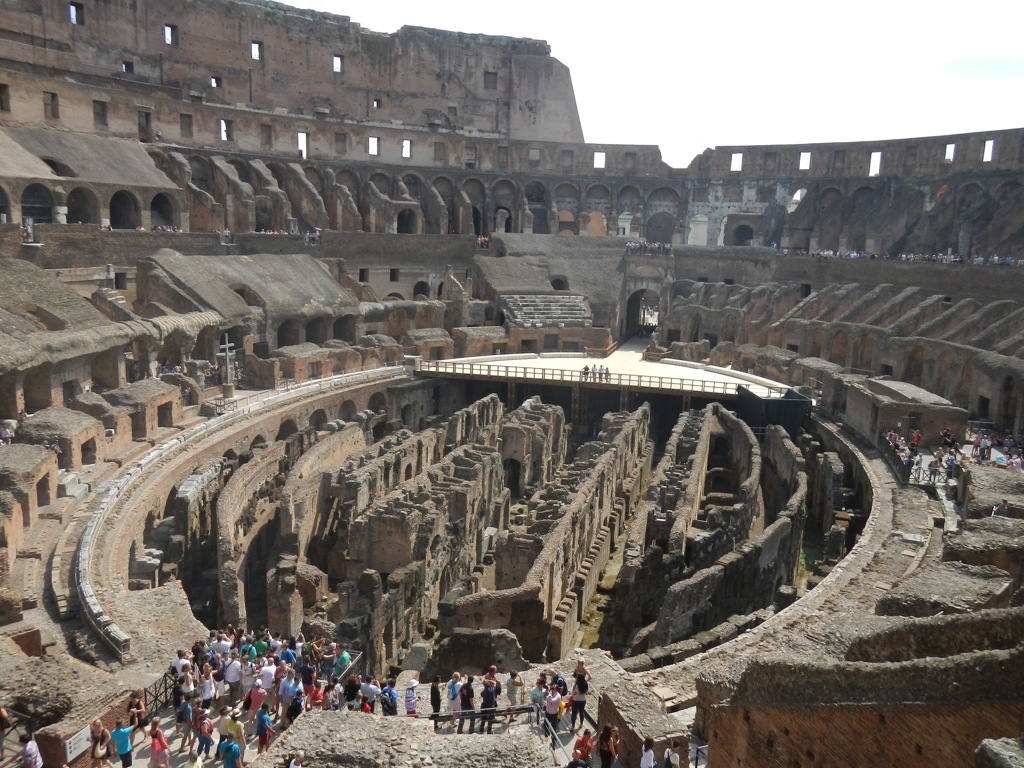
[0,0,1022,766]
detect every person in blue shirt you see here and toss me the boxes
[217,733,241,768]
[255,703,275,755]
[280,646,296,665]
[110,721,134,767]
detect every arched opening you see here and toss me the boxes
[645,212,675,244]
[413,281,430,299]
[305,317,329,344]
[66,187,99,224]
[551,278,569,291]
[525,182,549,234]
[732,224,754,246]
[249,435,267,451]
[309,409,328,431]
[150,193,175,228]
[110,190,140,229]
[277,319,300,348]
[625,288,660,338]
[492,179,516,232]
[303,167,324,194]
[830,331,849,368]
[20,184,54,224]
[275,419,298,441]
[0,187,9,223]
[369,173,391,197]
[340,400,357,421]
[385,292,404,301]
[368,392,387,415]
[397,209,416,234]
[334,315,357,342]
[503,458,522,500]
[788,188,808,214]
[472,206,482,236]
[851,186,875,214]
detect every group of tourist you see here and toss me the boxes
[624,240,671,256]
[476,235,491,249]
[881,425,1024,487]
[581,365,611,382]
[781,246,1024,266]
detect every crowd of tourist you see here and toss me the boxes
[881,425,1023,485]
[476,235,491,249]
[581,365,611,382]
[778,246,1024,266]
[624,240,671,256]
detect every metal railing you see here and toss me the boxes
[419,360,787,398]
[877,437,913,484]
[142,671,180,715]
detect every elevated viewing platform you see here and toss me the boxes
[417,338,790,399]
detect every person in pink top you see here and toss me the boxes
[244,681,268,737]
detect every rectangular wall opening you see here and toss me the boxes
[0,85,9,112]
[164,24,178,46]
[158,402,174,428]
[944,142,956,162]
[368,136,379,156]
[179,113,193,138]
[43,92,59,119]
[593,151,606,169]
[799,151,811,170]
[69,2,84,25]
[868,151,882,176]
[983,139,994,162]
[401,139,411,159]
[333,54,344,73]
[297,131,308,159]
[93,100,108,128]
[251,41,263,61]
[219,119,233,142]
[358,268,369,282]
[730,152,743,172]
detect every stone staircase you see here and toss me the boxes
[501,294,593,328]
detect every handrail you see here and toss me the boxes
[418,360,788,398]
[75,366,408,662]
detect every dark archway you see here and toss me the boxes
[20,184,53,224]
[645,212,675,244]
[503,458,522,500]
[306,317,329,345]
[525,182,549,234]
[277,319,300,347]
[0,186,9,223]
[309,409,328,430]
[110,190,140,229]
[150,193,175,228]
[334,315,357,342]
[625,288,660,337]
[340,400,357,421]
[413,281,430,299]
[66,187,99,224]
[551,278,569,291]
[472,206,482,236]
[732,224,754,246]
[276,419,298,441]
[368,392,387,416]
[397,209,416,234]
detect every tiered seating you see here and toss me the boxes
[501,294,593,328]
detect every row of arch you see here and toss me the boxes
[0,181,178,228]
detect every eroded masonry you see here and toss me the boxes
[0,1,1022,767]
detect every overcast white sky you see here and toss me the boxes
[281,0,1024,168]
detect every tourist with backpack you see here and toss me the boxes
[570,673,589,729]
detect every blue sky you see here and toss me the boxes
[281,0,1024,168]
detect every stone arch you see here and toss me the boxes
[276,419,298,441]
[413,281,430,299]
[20,183,54,224]
[188,156,215,195]
[819,187,843,211]
[722,313,739,343]
[618,185,642,215]
[492,179,516,232]
[851,186,875,214]
[337,170,361,205]
[250,434,267,451]
[830,330,849,368]
[66,186,100,224]
[227,159,251,185]
[309,409,328,431]
[150,193,176,228]
[277,318,300,347]
[41,157,77,177]
[385,292,405,301]
[110,190,141,229]
[731,224,754,246]
[645,212,675,244]
[402,174,423,201]
[525,181,549,234]
[396,209,416,234]
[303,166,325,194]
[957,182,984,213]
[334,315,357,342]
[305,317,329,344]
[902,346,926,387]
[554,183,579,215]
[857,334,876,372]
[995,181,1021,204]
[585,184,612,215]
[368,392,387,416]
[0,185,9,223]
[369,173,392,197]
[625,288,660,337]
[551,277,569,291]
[432,176,458,234]
[340,400,357,421]
[808,327,823,359]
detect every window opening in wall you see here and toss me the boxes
[944,142,956,162]
[69,2,83,25]
[251,41,263,61]
[43,92,59,119]
[529,147,541,162]
[800,283,812,298]
[799,151,811,170]
[497,145,508,168]
[389,268,400,282]
[138,110,152,142]
[219,119,233,142]
[0,84,9,112]
[464,146,476,169]
[562,149,574,168]
[447,105,457,117]
[335,132,347,155]
[594,151,606,169]
[983,139,994,162]
[164,24,178,46]
[434,142,446,163]
[401,139,411,158]
[333,54,344,73]
[210,76,222,88]
[625,151,636,171]
[787,344,799,353]
[372,98,382,109]
[93,100,108,128]
[730,152,743,172]
[179,113,193,138]
[297,131,308,159]
[880,363,893,376]
[260,124,272,149]
[368,136,379,155]
[358,268,369,282]
[483,71,498,89]
[724,278,735,285]
[121,61,135,74]
[868,150,882,176]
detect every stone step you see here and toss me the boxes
[11,557,41,609]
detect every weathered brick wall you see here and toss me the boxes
[20,226,223,268]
